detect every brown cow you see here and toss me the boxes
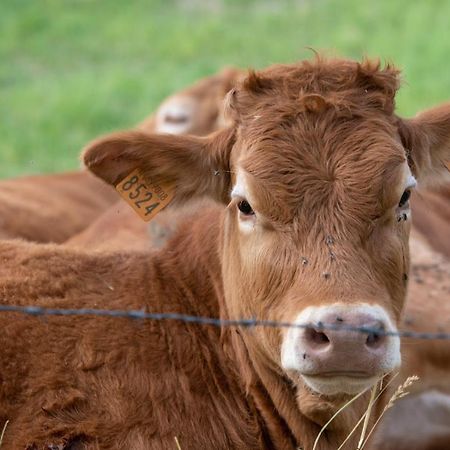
[1,57,450,449]
[83,56,450,446]
[0,67,242,244]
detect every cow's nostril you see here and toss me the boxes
[366,331,384,349]
[305,327,330,348]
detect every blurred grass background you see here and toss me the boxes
[1,0,450,178]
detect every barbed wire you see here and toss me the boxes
[0,304,449,340]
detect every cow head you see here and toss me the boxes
[138,67,243,136]
[83,58,450,410]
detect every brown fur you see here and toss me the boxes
[0,211,267,450]
[65,201,150,251]
[2,57,450,449]
[410,185,450,258]
[0,171,117,243]
[66,199,219,251]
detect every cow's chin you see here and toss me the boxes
[301,374,380,396]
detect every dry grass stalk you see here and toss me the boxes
[336,409,368,450]
[0,420,9,448]
[356,382,378,449]
[312,387,370,450]
[174,436,182,450]
[336,372,399,450]
[359,375,419,449]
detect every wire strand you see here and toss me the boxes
[0,304,449,340]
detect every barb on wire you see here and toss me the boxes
[0,304,449,341]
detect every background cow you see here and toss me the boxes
[66,67,244,250]
[368,229,450,449]
[0,67,242,244]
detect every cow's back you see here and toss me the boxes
[66,199,218,251]
[0,171,118,243]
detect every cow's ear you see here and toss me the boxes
[398,102,450,188]
[82,128,235,204]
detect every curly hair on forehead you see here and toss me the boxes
[231,56,402,119]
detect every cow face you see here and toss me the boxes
[84,58,450,405]
[220,61,413,398]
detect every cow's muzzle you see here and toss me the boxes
[281,304,401,395]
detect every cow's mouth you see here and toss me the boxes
[301,372,380,396]
[306,371,372,378]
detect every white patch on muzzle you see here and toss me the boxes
[281,303,401,396]
[155,96,196,135]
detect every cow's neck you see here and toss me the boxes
[163,206,382,449]
[161,208,297,448]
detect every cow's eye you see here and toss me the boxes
[398,189,411,208]
[164,113,189,124]
[237,200,254,216]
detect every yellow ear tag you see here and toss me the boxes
[116,169,176,222]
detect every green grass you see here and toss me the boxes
[1,0,450,178]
